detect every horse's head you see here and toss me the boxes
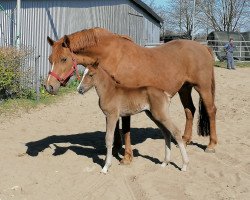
[77,65,98,95]
[45,35,79,94]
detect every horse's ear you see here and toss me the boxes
[62,35,70,48]
[47,36,55,46]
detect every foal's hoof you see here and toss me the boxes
[205,148,215,153]
[101,168,108,174]
[181,165,187,172]
[161,162,169,168]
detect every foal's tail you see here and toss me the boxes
[197,57,215,137]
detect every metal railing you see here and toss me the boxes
[207,40,250,61]
[145,40,250,61]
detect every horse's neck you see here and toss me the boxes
[74,32,127,67]
[94,68,116,99]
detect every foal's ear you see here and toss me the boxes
[62,35,70,48]
[47,36,55,46]
[92,59,99,68]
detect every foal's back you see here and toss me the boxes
[98,67,167,116]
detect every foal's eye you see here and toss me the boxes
[88,73,94,77]
[61,58,67,63]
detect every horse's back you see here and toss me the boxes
[108,39,214,95]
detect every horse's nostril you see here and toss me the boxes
[49,85,53,92]
[45,84,54,93]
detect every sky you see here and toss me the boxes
[152,0,168,6]
[143,0,171,7]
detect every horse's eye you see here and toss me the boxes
[61,58,67,63]
[88,73,94,77]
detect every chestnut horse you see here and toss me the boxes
[45,28,217,160]
[77,65,189,173]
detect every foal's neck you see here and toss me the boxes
[94,67,117,98]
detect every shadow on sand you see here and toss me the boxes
[25,128,206,170]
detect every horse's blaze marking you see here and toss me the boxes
[48,62,55,83]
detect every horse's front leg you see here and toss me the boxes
[120,116,133,165]
[101,114,119,174]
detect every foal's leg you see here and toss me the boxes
[120,116,133,165]
[152,112,189,171]
[145,111,171,167]
[178,85,196,145]
[101,114,119,174]
[149,91,189,171]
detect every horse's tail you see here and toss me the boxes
[207,46,214,58]
[197,48,215,137]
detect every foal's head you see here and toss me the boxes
[45,35,78,94]
[77,66,96,95]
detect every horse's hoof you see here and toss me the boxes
[182,136,192,145]
[205,148,215,153]
[120,157,132,165]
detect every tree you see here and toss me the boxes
[143,0,250,37]
[197,0,250,32]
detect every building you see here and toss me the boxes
[0,0,163,79]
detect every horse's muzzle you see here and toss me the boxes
[44,84,57,95]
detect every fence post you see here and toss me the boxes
[239,41,242,61]
[35,55,40,101]
[16,0,21,49]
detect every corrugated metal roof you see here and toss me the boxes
[131,0,163,23]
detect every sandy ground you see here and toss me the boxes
[0,67,249,200]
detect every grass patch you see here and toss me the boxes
[0,81,77,118]
[215,61,250,68]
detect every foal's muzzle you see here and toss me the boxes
[77,86,84,94]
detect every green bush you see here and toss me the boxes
[0,47,32,99]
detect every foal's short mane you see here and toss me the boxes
[99,65,122,85]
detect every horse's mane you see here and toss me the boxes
[65,28,102,52]
[63,28,132,52]
[52,28,133,61]
[119,34,133,42]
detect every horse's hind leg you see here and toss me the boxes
[195,86,217,152]
[120,116,133,165]
[178,84,196,145]
[145,111,171,167]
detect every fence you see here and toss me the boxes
[145,40,250,61]
[0,38,41,100]
[207,40,250,61]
